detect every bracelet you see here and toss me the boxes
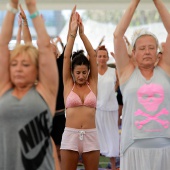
[22,22,28,26]
[29,11,39,19]
[70,33,76,39]
[6,3,18,14]
[22,19,28,26]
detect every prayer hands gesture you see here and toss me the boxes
[17,14,22,26]
[19,4,27,20]
[70,11,79,36]
[78,15,84,35]
[70,5,85,37]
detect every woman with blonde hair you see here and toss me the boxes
[0,0,59,169]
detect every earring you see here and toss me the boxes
[34,79,38,86]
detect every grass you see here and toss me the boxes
[99,155,110,168]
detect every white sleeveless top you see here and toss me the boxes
[97,67,118,111]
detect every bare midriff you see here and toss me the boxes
[65,106,96,129]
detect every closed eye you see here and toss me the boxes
[139,47,145,50]
[23,64,30,67]
[10,61,17,66]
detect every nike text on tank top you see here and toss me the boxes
[0,87,55,170]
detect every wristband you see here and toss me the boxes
[29,11,39,19]
[70,33,76,39]
[6,3,18,14]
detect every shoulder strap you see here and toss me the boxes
[86,82,92,91]
[71,83,75,91]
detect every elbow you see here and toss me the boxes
[37,34,51,48]
[113,25,125,40]
[37,38,51,49]
[113,29,121,41]
[113,32,120,45]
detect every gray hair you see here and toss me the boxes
[131,28,159,49]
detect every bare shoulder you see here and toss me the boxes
[88,78,97,94]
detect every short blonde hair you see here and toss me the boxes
[10,43,39,68]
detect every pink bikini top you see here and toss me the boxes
[65,83,97,109]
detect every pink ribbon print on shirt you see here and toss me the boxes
[135,83,170,131]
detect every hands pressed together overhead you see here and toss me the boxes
[70,6,84,37]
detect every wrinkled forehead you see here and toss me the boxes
[131,29,159,48]
[135,35,158,47]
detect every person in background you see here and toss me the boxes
[114,0,170,170]
[60,6,100,170]
[110,52,123,128]
[54,36,65,51]
[155,41,165,66]
[96,45,119,170]
[116,85,123,128]
[0,0,60,169]
[97,36,105,48]
[51,36,66,169]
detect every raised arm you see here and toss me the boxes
[63,6,78,85]
[113,0,140,77]
[51,37,61,57]
[16,14,22,45]
[153,0,170,71]
[0,0,19,95]
[19,4,32,44]
[55,36,65,51]
[97,36,105,48]
[25,0,58,104]
[66,7,76,42]
[58,36,65,50]
[78,15,98,83]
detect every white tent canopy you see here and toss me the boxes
[59,20,167,64]
[0,0,170,10]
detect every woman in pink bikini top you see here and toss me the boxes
[65,82,96,109]
[60,6,100,170]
